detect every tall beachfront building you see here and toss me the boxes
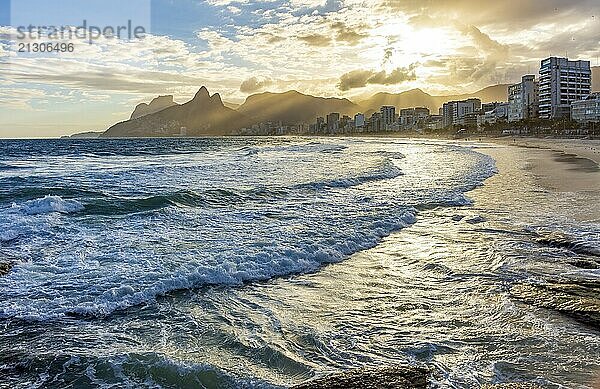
[442,98,481,127]
[380,106,397,129]
[508,75,539,122]
[539,57,591,119]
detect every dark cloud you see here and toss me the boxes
[298,34,332,47]
[330,22,369,45]
[338,65,417,91]
[240,77,273,93]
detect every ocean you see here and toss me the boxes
[0,137,598,388]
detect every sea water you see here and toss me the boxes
[0,137,598,388]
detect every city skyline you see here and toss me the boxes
[1,0,600,137]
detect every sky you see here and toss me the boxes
[0,0,599,138]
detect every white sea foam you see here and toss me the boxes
[12,195,84,215]
[0,139,495,321]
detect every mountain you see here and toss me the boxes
[223,101,241,110]
[130,95,178,119]
[237,90,360,125]
[593,66,600,92]
[358,84,510,114]
[103,87,252,137]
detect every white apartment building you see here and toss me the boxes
[442,98,481,127]
[571,93,600,123]
[508,75,539,122]
[539,57,591,119]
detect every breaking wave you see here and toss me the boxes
[11,195,84,215]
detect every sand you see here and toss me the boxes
[490,138,600,194]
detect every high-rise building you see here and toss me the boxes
[369,112,383,132]
[571,93,600,123]
[442,98,481,127]
[326,112,340,132]
[399,107,430,130]
[539,57,591,119]
[354,113,365,129]
[380,106,396,129]
[508,75,539,122]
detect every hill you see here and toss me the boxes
[237,90,360,125]
[358,85,510,114]
[103,87,252,137]
[130,95,178,120]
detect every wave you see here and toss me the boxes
[11,195,84,215]
[0,163,23,171]
[535,233,600,257]
[294,159,402,191]
[0,352,278,389]
[82,188,289,216]
[244,142,347,156]
[72,209,416,318]
[362,151,406,159]
[0,209,417,320]
[0,186,104,204]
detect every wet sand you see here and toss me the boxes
[488,138,600,221]
[503,138,600,165]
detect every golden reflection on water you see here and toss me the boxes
[177,143,600,386]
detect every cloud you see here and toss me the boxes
[383,0,600,29]
[298,33,332,46]
[330,21,368,45]
[338,65,417,91]
[240,76,274,93]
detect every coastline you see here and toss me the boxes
[2,137,599,387]
[480,138,600,201]
[288,137,600,388]
[490,137,600,164]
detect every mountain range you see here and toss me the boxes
[103,87,251,137]
[358,84,510,115]
[237,90,360,124]
[102,69,599,137]
[130,95,177,120]
[103,84,514,137]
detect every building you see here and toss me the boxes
[369,112,384,132]
[426,115,443,130]
[539,57,591,119]
[380,106,396,129]
[508,75,539,122]
[571,93,600,123]
[442,98,481,127]
[399,107,430,130]
[354,113,365,129]
[479,102,509,127]
[340,115,352,132]
[326,112,340,132]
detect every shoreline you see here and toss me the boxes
[482,138,600,198]
[489,137,600,165]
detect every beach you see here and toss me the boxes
[1,137,599,388]
[487,138,600,220]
